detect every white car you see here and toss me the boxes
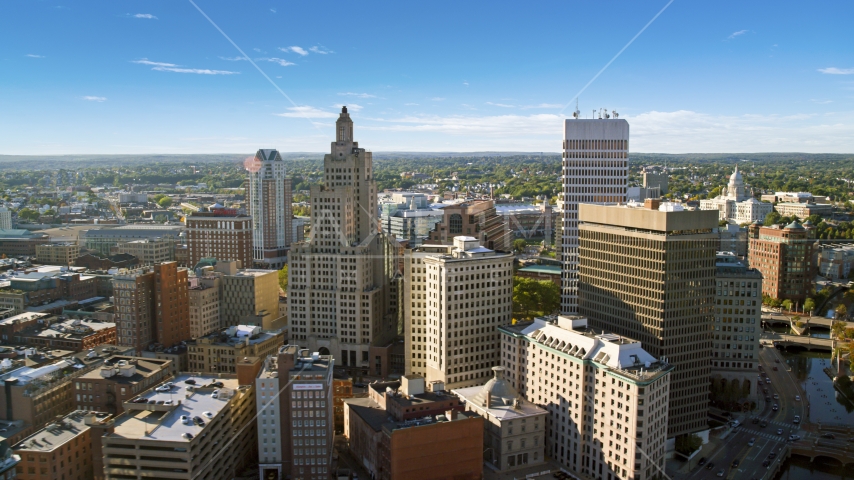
[795,395,801,401]
[203,411,214,418]
[211,390,219,399]
[180,415,190,424]
[155,383,173,392]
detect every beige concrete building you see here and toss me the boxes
[453,367,548,473]
[247,149,293,269]
[35,243,80,266]
[404,236,513,390]
[773,202,833,219]
[188,275,221,338]
[578,201,718,439]
[712,252,762,402]
[499,316,672,480]
[287,107,399,371]
[187,325,284,374]
[221,268,280,329]
[561,117,629,315]
[699,166,772,225]
[113,236,174,266]
[97,373,257,480]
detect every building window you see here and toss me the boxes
[449,214,463,234]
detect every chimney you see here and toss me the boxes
[644,199,661,210]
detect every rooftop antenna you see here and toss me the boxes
[572,99,580,119]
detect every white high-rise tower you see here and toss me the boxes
[560,113,629,314]
[246,149,292,269]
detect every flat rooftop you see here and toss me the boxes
[109,373,240,442]
[77,356,170,384]
[14,410,105,452]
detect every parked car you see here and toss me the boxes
[698,457,706,466]
[717,469,725,477]
[772,404,779,411]
[193,416,205,426]
[180,415,189,424]
[182,432,194,440]
[823,433,836,440]
[788,435,801,442]
[762,460,771,467]
[748,438,755,446]
[773,366,779,371]
[705,462,715,470]
[793,415,800,424]
[768,452,776,459]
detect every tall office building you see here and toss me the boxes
[153,261,190,349]
[712,252,762,401]
[288,107,399,371]
[403,236,513,390]
[577,201,718,438]
[560,117,629,314]
[247,149,294,269]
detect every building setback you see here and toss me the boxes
[287,108,399,371]
[247,149,293,269]
[560,117,629,315]
[403,236,513,390]
[499,316,672,480]
[577,201,718,438]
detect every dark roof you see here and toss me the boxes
[344,397,390,432]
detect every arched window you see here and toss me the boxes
[449,214,463,234]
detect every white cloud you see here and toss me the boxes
[522,103,563,109]
[404,103,419,106]
[486,102,515,108]
[357,109,854,153]
[339,92,376,99]
[309,46,332,54]
[280,46,308,56]
[463,81,469,86]
[25,54,44,58]
[274,106,338,119]
[82,96,107,102]
[811,99,833,104]
[819,67,854,75]
[270,8,276,13]
[430,97,445,101]
[133,13,157,19]
[253,48,262,53]
[132,59,238,75]
[334,103,362,112]
[257,57,295,67]
[728,29,748,39]
[219,56,246,61]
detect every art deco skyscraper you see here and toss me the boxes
[577,201,719,438]
[246,148,293,269]
[560,116,629,314]
[288,107,399,371]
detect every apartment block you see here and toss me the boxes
[560,117,629,315]
[35,243,80,266]
[188,275,221,338]
[403,236,513,390]
[247,149,293,269]
[577,201,717,438]
[712,252,762,402]
[747,220,815,303]
[426,199,511,252]
[12,410,104,480]
[188,325,284,374]
[453,367,548,473]
[97,374,257,480]
[185,211,253,269]
[287,108,399,371]
[154,262,190,349]
[499,316,672,480]
[112,269,155,354]
[74,356,172,415]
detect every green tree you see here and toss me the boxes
[837,304,848,319]
[278,265,288,291]
[512,277,559,320]
[832,321,847,339]
[781,299,793,311]
[512,239,527,253]
[675,434,703,456]
[764,211,782,226]
[804,298,816,314]
[157,197,173,208]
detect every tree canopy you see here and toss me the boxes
[512,277,559,321]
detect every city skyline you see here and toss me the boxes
[1,1,853,154]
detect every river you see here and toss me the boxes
[773,348,854,479]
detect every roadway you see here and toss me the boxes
[679,345,807,480]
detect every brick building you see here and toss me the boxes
[186,211,253,269]
[747,220,815,303]
[426,200,511,252]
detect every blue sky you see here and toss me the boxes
[1,0,853,154]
